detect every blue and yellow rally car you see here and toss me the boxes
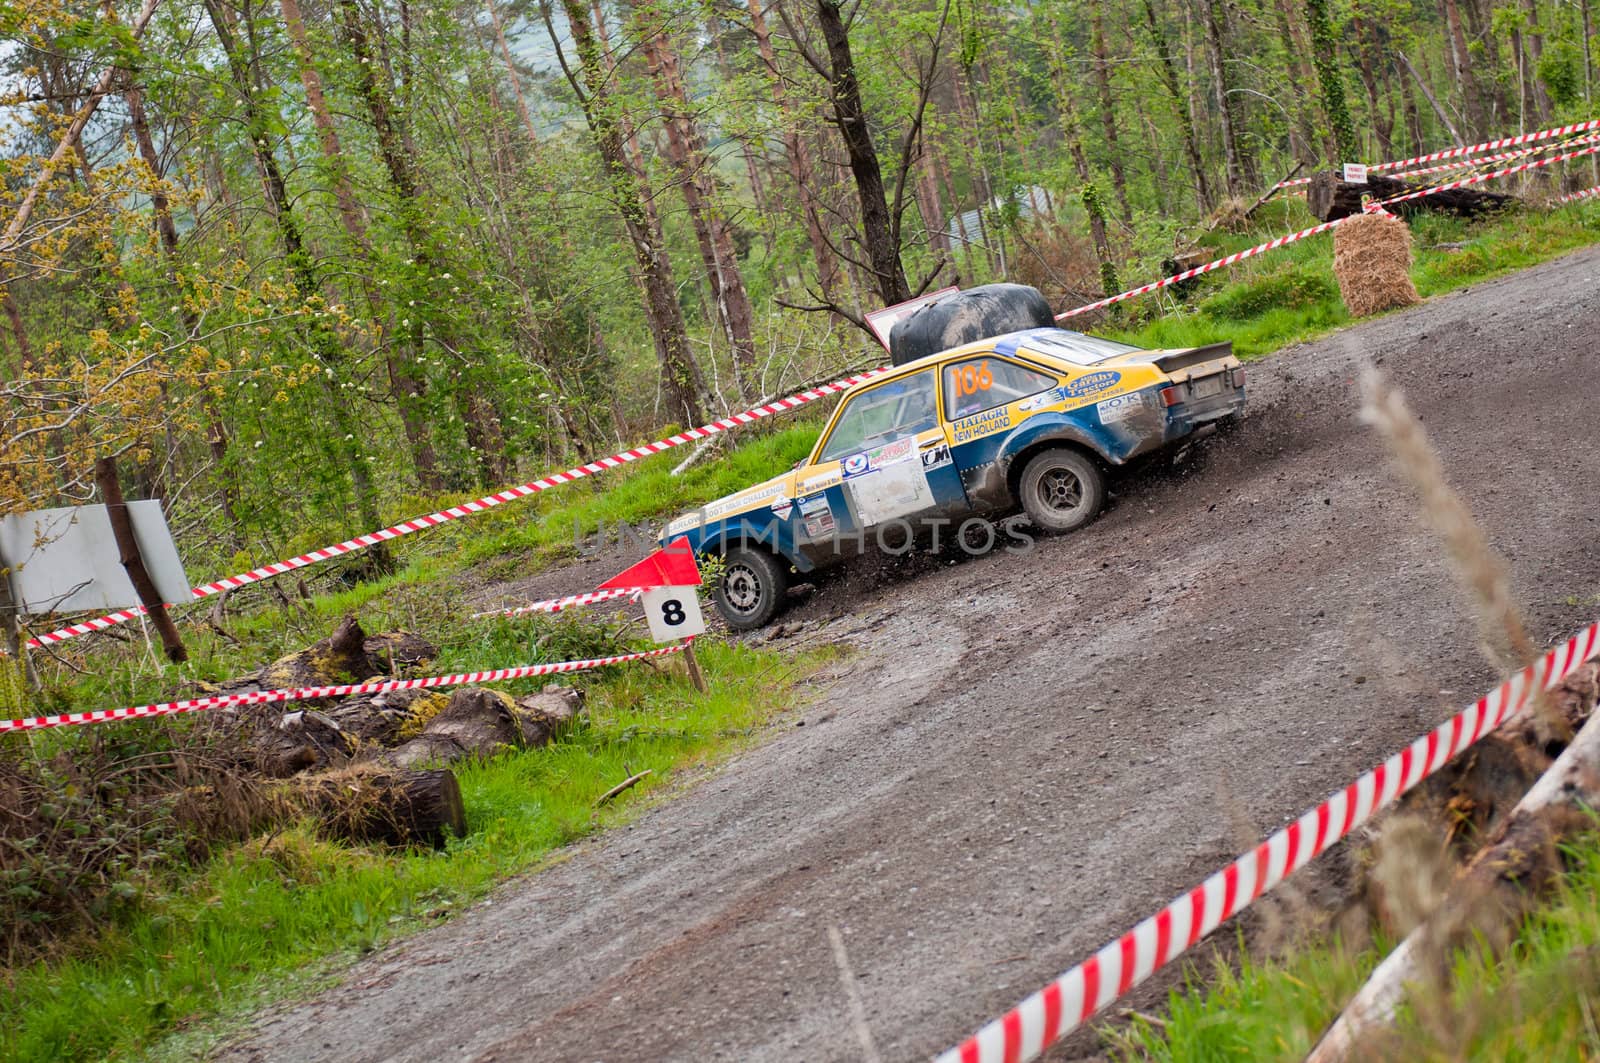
[661,326,1245,629]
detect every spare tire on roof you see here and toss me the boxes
[887,283,1055,367]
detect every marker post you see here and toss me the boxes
[600,539,708,694]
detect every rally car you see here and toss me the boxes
[660,326,1246,629]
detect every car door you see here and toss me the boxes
[791,369,965,564]
[939,353,1063,509]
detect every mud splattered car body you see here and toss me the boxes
[661,326,1246,628]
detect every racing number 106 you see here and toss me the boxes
[953,361,993,397]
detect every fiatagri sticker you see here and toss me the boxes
[952,406,1012,443]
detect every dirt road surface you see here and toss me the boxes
[220,246,1600,1063]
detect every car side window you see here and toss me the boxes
[816,371,939,462]
[943,357,1056,420]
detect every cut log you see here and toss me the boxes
[254,709,355,777]
[1308,679,1600,1062]
[1306,170,1517,222]
[383,733,467,770]
[293,767,466,849]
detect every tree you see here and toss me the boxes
[1305,0,1360,161]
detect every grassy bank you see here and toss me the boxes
[1,630,841,1062]
[1109,831,1600,1060]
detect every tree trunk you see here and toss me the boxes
[485,0,540,145]
[556,0,708,427]
[1305,170,1516,220]
[1304,0,1360,162]
[1439,0,1488,137]
[1195,0,1246,200]
[812,0,911,306]
[201,0,388,550]
[1397,49,1464,146]
[1047,22,1118,296]
[94,457,187,663]
[1270,0,1324,162]
[1088,6,1133,227]
[279,0,444,492]
[632,0,758,401]
[1141,0,1212,213]
[122,75,247,540]
[339,0,510,485]
[1350,19,1394,157]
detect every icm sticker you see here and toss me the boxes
[1061,370,1122,398]
[921,443,951,469]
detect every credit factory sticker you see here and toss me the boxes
[921,442,951,469]
[952,406,1011,443]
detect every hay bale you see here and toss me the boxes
[1332,212,1421,318]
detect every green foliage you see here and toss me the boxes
[1197,266,1335,321]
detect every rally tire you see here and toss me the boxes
[713,546,790,631]
[1017,448,1106,534]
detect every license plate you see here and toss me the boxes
[1189,374,1225,399]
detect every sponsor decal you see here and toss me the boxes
[921,442,952,469]
[803,511,837,538]
[800,471,841,493]
[842,453,871,478]
[1061,370,1122,398]
[1018,389,1060,413]
[952,406,1012,444]
[1096,391,1151,426]
[704,481,786,518]
[770,498,794,520]
[798,494,831,516]
[870,437,917,466]
[665,513,702,536]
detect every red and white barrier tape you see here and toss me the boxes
[1059,138,1596,322]
[1055,218,1347,320]
[1373,139,1600,210]
[937,620,1600,1063]
[0,642,687,734]
[1388,133,1600,183]
[469,587,644,620]
[1270,118,1600,193]
[1556,184,1600,204]
[13,366,892,655]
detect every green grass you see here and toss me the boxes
[0,634,841,1062]
[1108,832,1600,1061]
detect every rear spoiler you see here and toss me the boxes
[1153,341,1234,374]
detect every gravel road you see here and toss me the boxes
[219,245,1600,1063]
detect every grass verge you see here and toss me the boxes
[0,632,843,1062]
[1107,830,1600,1060]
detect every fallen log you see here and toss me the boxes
[1307,686,1600,1062]
[1306,170,1517,222]
[291,767,466,849]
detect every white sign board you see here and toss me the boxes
[1342,163,1369,184]
[864,287,960,351]
[641,586,705,643]
[0,502,190,614]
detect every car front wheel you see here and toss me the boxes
[1017,447,1106,533]
[713,546,790,630]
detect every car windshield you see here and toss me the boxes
[1025,330,1145,366]
[816,371,938,462]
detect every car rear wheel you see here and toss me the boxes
[713,546,790,631]
[1018,448,1105,533]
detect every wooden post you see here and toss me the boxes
[682,638,707,694]
[94,456,188,663]
[0,542,38,695]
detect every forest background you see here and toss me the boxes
[2,0,1595,584]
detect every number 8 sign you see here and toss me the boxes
[641,586,706,642]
